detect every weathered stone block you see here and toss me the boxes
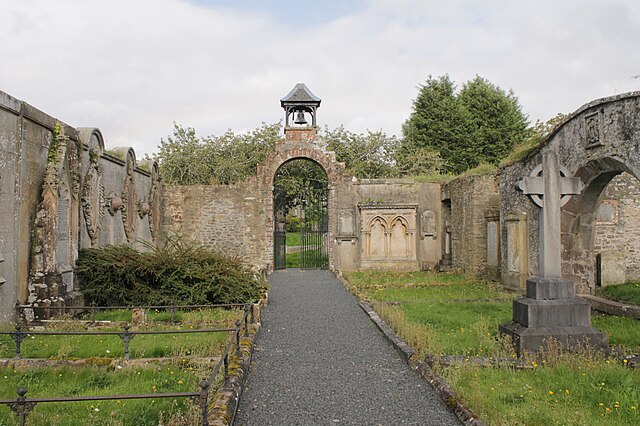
[512,297,591,328]
[526,278,576,300]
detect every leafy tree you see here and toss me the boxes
[401,74,529,174]
[155,122,281,185]
[322,126,398,178]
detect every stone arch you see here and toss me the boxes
[256,142,346,271]
[500,92,640,292]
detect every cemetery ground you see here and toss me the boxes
[344,271,640,425]
[0,306,246,425]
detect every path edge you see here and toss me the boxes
[339,273,486,426]
[207,294,268,425]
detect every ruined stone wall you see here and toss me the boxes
[0,89,160,320]
[594,172,640,284]
[499,92,640,293]
[162,181,268,270]
[442,175,501,276]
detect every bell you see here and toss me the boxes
[294,110,307,125]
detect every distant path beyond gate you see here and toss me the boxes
[235,269,460,425]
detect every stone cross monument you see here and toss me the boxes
[500,151,608,355]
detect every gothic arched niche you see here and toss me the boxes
[359,204,418,270]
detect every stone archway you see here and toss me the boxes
[500,92,640,293]
[256,141,346,271]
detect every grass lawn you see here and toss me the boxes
[598,282,640,306]
[343,271,640,425]
[441,360,640,426]
[286,232,302,247]
[0,365,203,426]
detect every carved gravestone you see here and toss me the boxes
[500,151,608,354]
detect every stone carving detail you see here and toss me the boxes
[421,210,436,237]
[585,110,603,149]
[121,151,138,242]
[148,163,161,241]
[81,150,105,245]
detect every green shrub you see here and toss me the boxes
[286,216,301,232]
[76,238,265,306]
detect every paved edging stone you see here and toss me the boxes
[579,294,640,319]
[207,296,267,425]
[357,300,486,426]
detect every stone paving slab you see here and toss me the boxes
[235,269,461,425]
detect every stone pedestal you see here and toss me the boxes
[500,278,608,355]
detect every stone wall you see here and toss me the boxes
[441,175,501,277]
[594,172,640,285]
[162,181,268,270]
[334,178,442,272]
[0,89,160,320]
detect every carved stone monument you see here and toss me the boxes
[500,151,608,354]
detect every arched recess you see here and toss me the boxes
[561,157,640,290]
[257,143,346,271]
[500,92,640,293]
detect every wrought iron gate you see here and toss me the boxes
[274,188,287,270]
[299,189,329,269]
[273,187,328,270]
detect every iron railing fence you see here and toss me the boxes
[15,302,253,324]
[0,303,256,426]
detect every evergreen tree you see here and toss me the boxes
[401,74,529,174]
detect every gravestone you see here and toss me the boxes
[500,151,608,354]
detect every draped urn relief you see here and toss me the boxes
[121,150,138,242]
[359,203,419,270]
[81,149,105,245]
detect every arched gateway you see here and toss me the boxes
[256,84,345,270]
[500,92,640,293]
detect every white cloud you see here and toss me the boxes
[1,0,638,156]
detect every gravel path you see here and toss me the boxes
[235,269,461,425]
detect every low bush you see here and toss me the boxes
[76,238,265,306]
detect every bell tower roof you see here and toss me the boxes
[280,83,321,106]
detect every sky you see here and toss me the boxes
[1,0,639,157]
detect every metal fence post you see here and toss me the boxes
[243,305,249,338]
[170,304,175,324]
[223,354,229,385]
[235,321,241,357]
[10,324,24,359]
[118,324,134,359]
[8,387,36,426]
[250,303,255,324]
[90,301,97,322]
[199,379,210,426]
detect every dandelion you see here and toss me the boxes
[178,380,184,385]
[565,389,570,395]
[549,391,554,395]
[624,359,629,364]
[599,403,605,407]
[631,406,637,410]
